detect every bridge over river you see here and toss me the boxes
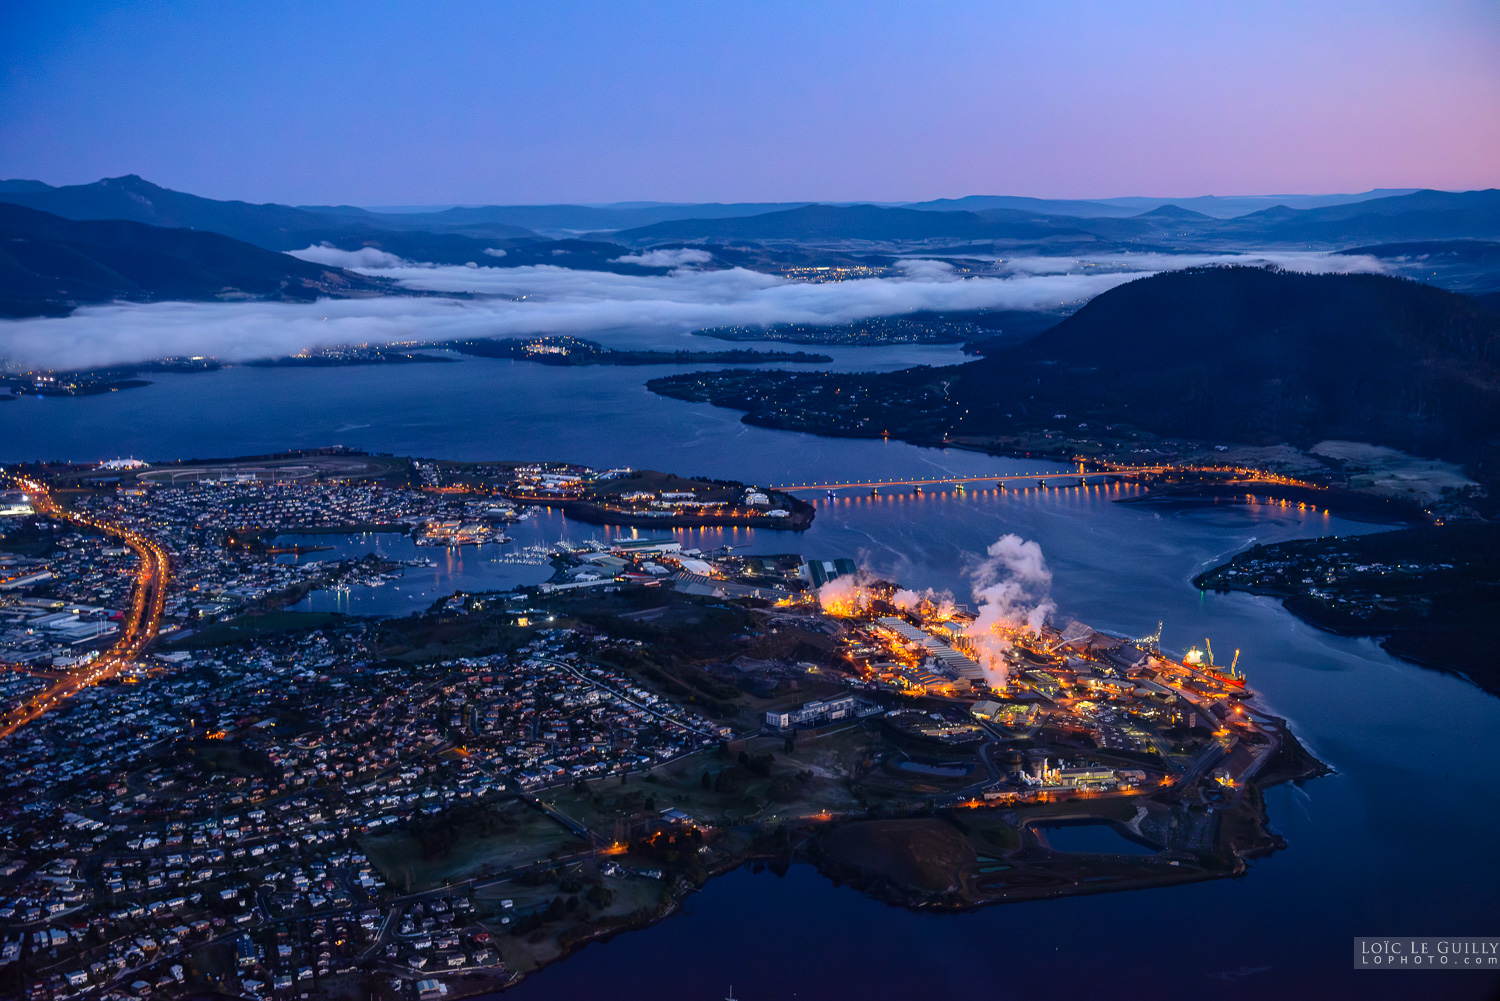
[772,468,1167,493]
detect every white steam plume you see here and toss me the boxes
[963,534,1057,688]
[891,586,956,618]
[817,574,857,610]
[817,571,879,613]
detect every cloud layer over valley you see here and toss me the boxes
[0,252,1384,371]
[286,244,409,269]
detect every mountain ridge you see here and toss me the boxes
[0,175,542,253]
[0,203,391,318]
[956,266,1500,458]
[648,267,1500,479]
[607,189,1500,246]
[4,178,1471,249]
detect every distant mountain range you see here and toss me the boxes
[3,175,1499,320]
[0,176,705,272]
[307,189,1424,226]
[0,176,824,244]
[612,189,1500,247]
[614,203,1097,244]
[299,200,822,238]
[0,203,390,317]
[889,189,1424,219]
[0,175,540,258]
[1,177,1492,252]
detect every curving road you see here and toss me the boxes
[0,476,171,740]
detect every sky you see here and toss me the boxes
[1,1,1497,205]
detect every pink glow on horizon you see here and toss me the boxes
[1,1,1496,204]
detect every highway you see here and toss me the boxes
[0,477,171,740]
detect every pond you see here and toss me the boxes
[1033,821,1159,856]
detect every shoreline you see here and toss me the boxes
[445,715,1332,995]
[500,494,816,532]
[456,739,1330,995]
[1206,585,1500,696]
[647,373,1471,522]
[1193,524,1500,694]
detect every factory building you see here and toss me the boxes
[609,538,682,555]
[764,694,857,731]
[800,557,858,588]
[873,617,987,683]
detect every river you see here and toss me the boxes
[6,341,1498,999]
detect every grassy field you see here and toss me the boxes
[480,872,668,974]
[166,610,344,648]
[820,818,975,892]
[543,728,884,833]
[134,452,411,485]
[585,468,750,501]
[361,800,581,892]
[372,614,534,663]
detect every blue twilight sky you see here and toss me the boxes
[2,1,1496,205]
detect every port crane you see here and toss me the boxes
[1197,638,1247,683]
[1137,621,1163,652]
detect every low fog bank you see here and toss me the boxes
[0,252,1384,371]
[990,250,1388,276]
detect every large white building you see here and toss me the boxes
[764,694,857,731]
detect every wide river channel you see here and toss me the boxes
[6,339,1498,1000]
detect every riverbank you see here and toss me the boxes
[1115,475,1426,523]
[516,494,815,532]
[646,363,1490,521]
[443,335,832,367]
[1194,522,1500,694]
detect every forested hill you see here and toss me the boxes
[0,174,540,249]
[0,203,390,317]
[956,266,1500,458]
